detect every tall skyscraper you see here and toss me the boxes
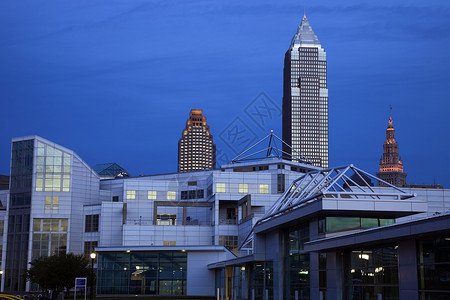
[377,115,407,187]
[282,14,328,168]
[178,109,216,172]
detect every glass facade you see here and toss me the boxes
[97,251,187,295]
[32,218,68,259]
[344,245,398,300]
[417,236,450,299]
[35,141,71,192]
[286,223,310,299]
[250,262,273,300]
[318,217,394,234]
[6,140,34,291]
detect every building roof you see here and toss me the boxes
[240,165,417,249]
[290,15,321,48]
[93,163,129,178]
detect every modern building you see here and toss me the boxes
[377,116,407,187]
[0,135,318,295]
[210,166,450,300]
[178,109,216,172]
[282,14,329,169]
[0,135,449,298]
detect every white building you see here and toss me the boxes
[1,135,449,298]
[0,135,319,295]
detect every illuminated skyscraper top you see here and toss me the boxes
[178,109,216,172]
[377,115,407,187]
[282,15,329,168]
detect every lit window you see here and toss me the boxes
[126,190,136,200]
[259,184,269,194]
[216,183,226,193]
[45,196,59,210]
[158,214,176,225]
[239,184,248,194]
[148,191,157,200]
[167,191,176,200]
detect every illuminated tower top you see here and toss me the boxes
[377,114,407,187]
[178,109,216,172]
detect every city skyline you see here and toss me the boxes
[0,1,449,186]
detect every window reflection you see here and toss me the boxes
[35,142,71,192]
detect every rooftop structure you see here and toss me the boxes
[93,163,129,179]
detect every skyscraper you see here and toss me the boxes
[178,109,216,172]
[282,14,329,168]
[377,116,407,187]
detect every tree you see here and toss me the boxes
[26,253,91,293]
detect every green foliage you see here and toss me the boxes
[26,253,91,291]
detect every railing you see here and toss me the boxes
[219,219,238,225]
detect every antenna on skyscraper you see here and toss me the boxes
[389,104,392,117]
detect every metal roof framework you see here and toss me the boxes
[230,132,312,165]
[240,164,416,249]
[93,163,129,178]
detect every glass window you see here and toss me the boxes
[346,246,398,299]
[167,191,176,200]
[259,184,269,194]
[126,190,136,200]
[32,218,68,259]
[216,183,226,193]
[45,196,59,210]
[239,184,248,194]
[148,191,157,200]
[85,215,99,232]
[157,214,176,226]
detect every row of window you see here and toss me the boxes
[216,183,269,194]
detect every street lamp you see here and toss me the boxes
[90,252,96,300]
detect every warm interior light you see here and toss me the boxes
[358,254,369,260]
[90,252,96,259]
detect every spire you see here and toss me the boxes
[290,14,321,48]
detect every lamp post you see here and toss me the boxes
[90,252,96,300]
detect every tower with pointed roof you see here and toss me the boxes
[178,109,216,172]
[376,115,407,187]
[282,14,329,168]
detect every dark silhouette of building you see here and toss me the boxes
[178,109,216,172]
[282,14,329,168]
[377,116,407,187]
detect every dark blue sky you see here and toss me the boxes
[1,0,449,186]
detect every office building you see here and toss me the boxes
[178,109,216,172]
[377,116,407,187]
[282,14,329,168]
